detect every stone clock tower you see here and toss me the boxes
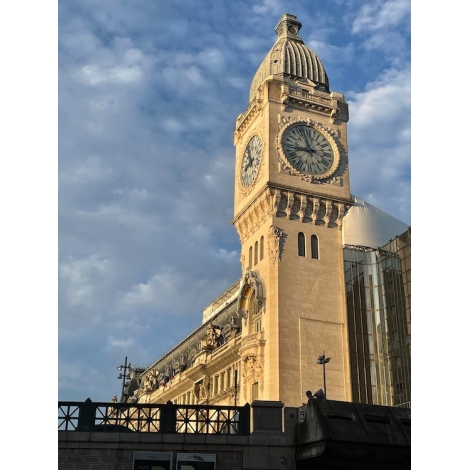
[232,14,354,406]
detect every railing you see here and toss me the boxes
[58,399,251,435]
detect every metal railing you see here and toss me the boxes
[58,399,250,435]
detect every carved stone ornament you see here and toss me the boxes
[242,354,264,400]
[199,376,210,401]
[234,95,263,141]
[142,367,160,393]
[239,252,245,272]
[268,225,284,265]
[271,191,350,229]
[237,270,266,319]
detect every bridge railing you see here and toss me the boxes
[58,399,251,435]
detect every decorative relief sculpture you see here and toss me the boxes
[272,188,282,215]
[142,368,160,393]
[311,197,320,223]
[285,192,294,218]
[268,225,284,265]
[193,382,200,402]
[199,376,211,401]
[299,194,307,221]
[324,201,332,227]
[201,322,222,350]
[330,106,339,123]
[237,270,266,320]
[242,354,264,400]
[336,202,345,230]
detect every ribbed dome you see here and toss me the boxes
[249,14,329,101]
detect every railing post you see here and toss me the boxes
[160,400,176,433]
[238,403,251,435]
[251,400,284,436]
[77,398,96,432]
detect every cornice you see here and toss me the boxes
[232,184,353,242]
[234,94,264,144]
[279,84,349,123]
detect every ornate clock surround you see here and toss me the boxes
[276,117,342,183]
[237,130,265,195]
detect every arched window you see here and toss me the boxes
[254,241,258,265]
[311,235,319,259]
[260,236,264,261]
[298,232,306,257]
[249,290,262,333]
[249,246,253,268]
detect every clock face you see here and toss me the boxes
[281,124,336,178]
[240,135,262,188]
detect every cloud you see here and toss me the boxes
[352,0,411,34]
[347,65,411,222]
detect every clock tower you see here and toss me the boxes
[232,14,354,406]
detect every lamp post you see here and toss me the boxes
[317,352,331,399]
[234,369,238,407]
[117,356,132,403]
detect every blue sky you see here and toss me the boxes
[55,0,413,402]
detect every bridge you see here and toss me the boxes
[58,398,410,469]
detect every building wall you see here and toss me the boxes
[344,228,411,406]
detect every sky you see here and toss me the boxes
[54,0,414,402]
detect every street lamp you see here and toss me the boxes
[117,356,132,403]
[317,352,331,399]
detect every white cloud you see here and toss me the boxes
[107,336,136,349]
[347,65,410,222]
[162,118,185,134]
[252,0,284,16]
[197,48,226,70]
[349,67,410,128]
[352,0,410,33]
[59,255,113,309]
[79,64,144,85]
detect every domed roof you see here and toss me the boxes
[249,14,329,102]
[342,195,410,248]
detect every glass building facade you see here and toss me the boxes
[344,228,411,407]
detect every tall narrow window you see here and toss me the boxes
[252,382,259,401]
[254,241,259,265]
[260,236,264,261]
[298,232,306,257]
[249,246,253,268]
[311,235,319,259]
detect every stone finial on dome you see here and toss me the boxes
[275,13,303,41]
